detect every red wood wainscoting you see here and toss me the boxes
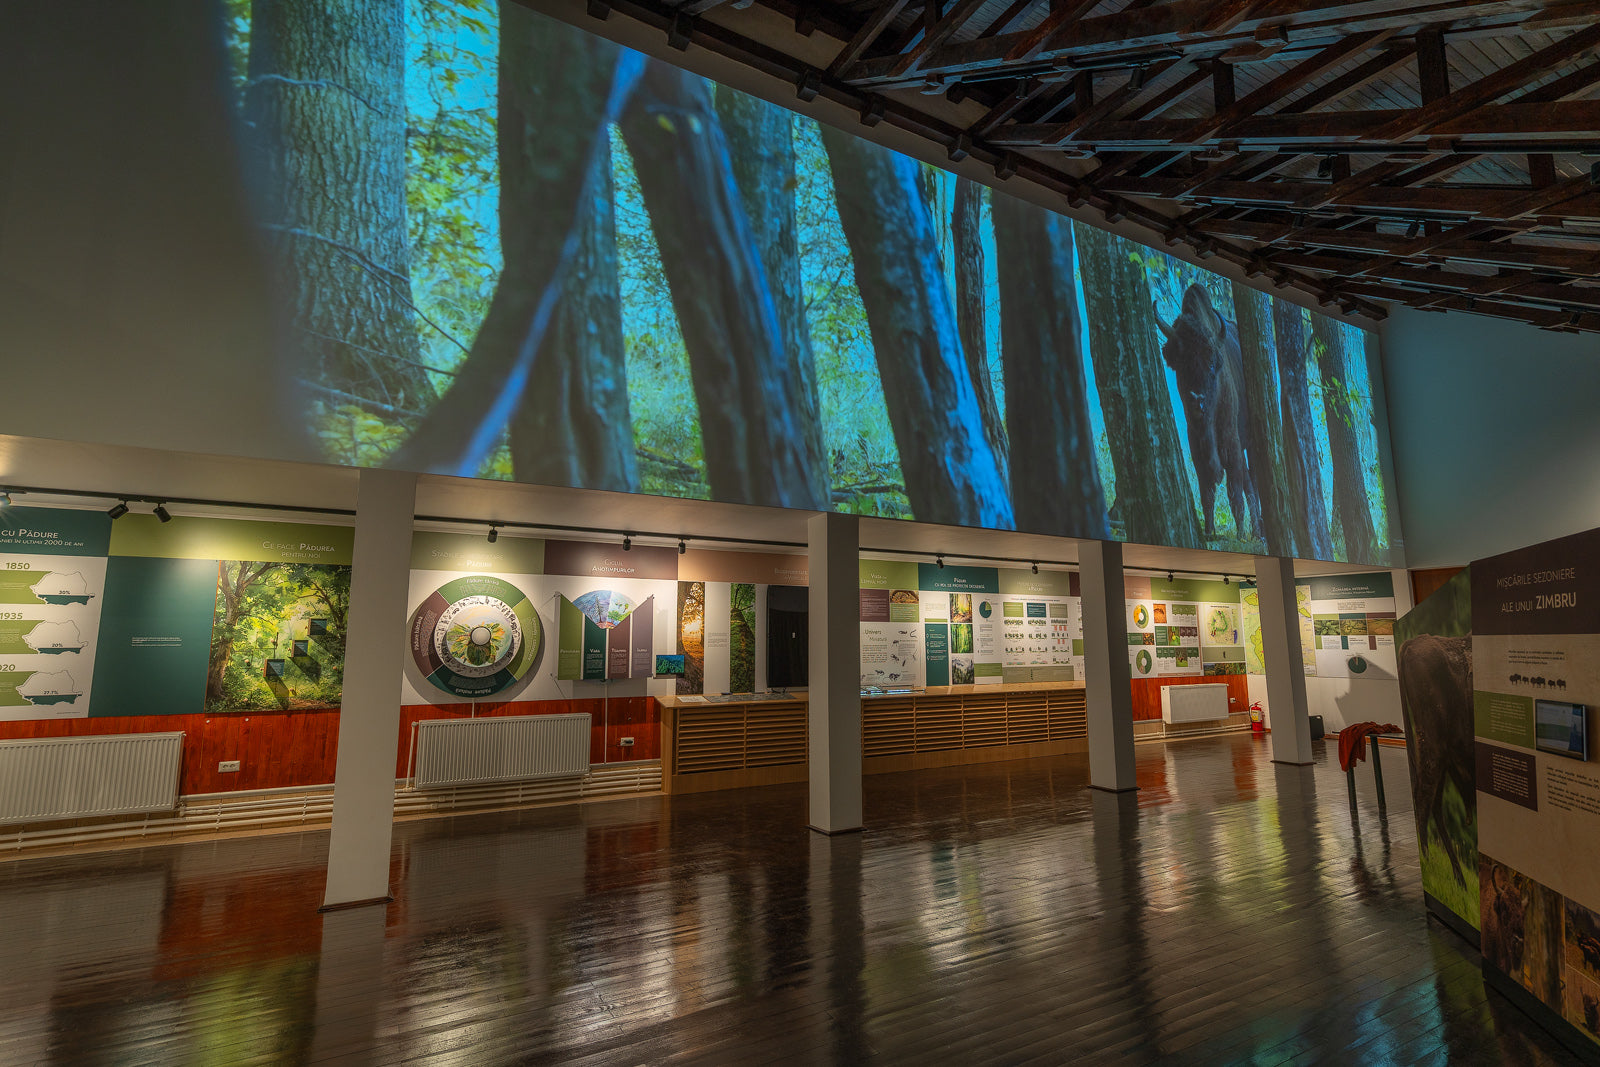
[1129,674,1251,721]
[394,697,661,779]
[1411,567,1464,606]
[0,710,341,795]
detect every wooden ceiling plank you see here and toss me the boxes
[976,0,1039,40]
[1366,19,1600,142]
[1273,42,1416,114]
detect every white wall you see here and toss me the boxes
[1382,306,1600,568]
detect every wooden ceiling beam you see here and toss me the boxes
[992,98,1600,148]
[825,0,910,76]
[1367,20,1600,141]
[1100,175,1600,219]
[1347,173,1596,275]
[893,0,992,77]
[1182,29,1397,144]
[843,0,1555,84]
[1269,253,1600,309]
[1189,218,1600,274]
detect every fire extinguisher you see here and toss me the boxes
[1249,701,1265,734]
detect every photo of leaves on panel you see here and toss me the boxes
[730,583,756,694]
[216,1,1399,566]
[208,561,350,712]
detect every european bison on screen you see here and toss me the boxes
[1155,284,1263,542]
[1397,632,1475,887]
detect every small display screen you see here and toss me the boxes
[1535,699,1588,761]
[654,654,686,677]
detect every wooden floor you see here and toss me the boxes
[0,734,1587,1066]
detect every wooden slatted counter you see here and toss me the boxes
[659,682,1090,794]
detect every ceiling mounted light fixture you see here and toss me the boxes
[107,500,129,520]
[1031,562,1039,574]
[678,539,687,555]
[487,525,499,544]
[153,503,172,524]
[0,490,10,507]
[622,535,632,552]
[936,555,945,569]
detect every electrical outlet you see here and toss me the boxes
[218,760,240,773]
[619,737,635,747]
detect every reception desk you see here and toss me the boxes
[659,682,1090,794]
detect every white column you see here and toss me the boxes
[808,511,862,833]
[322,468,417,909]
[1080,540,1136,792]
[1255,555,1313,766]
[1390,568,1415,616]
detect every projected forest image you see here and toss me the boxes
[227,0,1398,565]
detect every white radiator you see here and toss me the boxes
[1161,684,1231,724]
[0,733,185,824]
[414,714,591,789]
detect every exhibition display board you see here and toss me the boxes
[1469,528,1600,1052]
[1,505,353,721]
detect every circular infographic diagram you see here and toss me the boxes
[1134,649,1154,675]
[410,576,541,698]
[1133,604,1150,629]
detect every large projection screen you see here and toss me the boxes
[0,3,1402,566]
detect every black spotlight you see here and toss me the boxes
[153,503,172,524]
[936,555,945,569]
[487,526,499,544]
[1222,574,1230,585]
[1031,562,1039,575]
[1168,571,1174,582]
[678,539,687,555]
[622,535,632,552]
[108,500,129,520]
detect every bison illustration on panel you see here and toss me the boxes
[1398,633,1475,886]
[1155,284,1263,542]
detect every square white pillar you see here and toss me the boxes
[808,512,862,833]
[1080,540,1136,792]
[323,468,416,909]
[1255,555,1313,766]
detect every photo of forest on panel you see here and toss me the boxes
[224,0,1399,565]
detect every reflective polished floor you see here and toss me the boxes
[0,734,1588,1066]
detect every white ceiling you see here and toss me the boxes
[0,432,1378,579]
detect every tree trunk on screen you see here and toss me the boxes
[953,179,1010,490]
[1231,282,1298,557]
[712,88,830,506]
[619,62,829,511]
[509,136,637,493]
[1073,224,1201,548]
[818,127,1014,530]
[1273,300,1334,559]
[1312,315,1378,564]
[991,200,1108,539]
[245,0,435,413]
[1364,331,1402,562]
[389,9,629,476]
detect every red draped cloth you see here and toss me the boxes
[1339,721,1402,772]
